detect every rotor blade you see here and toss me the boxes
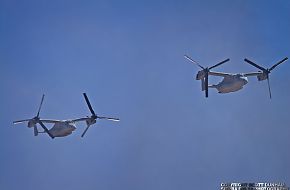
[13,119,31,124]
[34,126,38,136]
[269,57,288,71]
[267,77,272,99]
[98,116,120,121]
[201,78,205,91]
[244,58,266,71]
[205,72,209,98]
[83,93,96,116]
[36,94,45,117]
[81,125,91,138]
[209,58,230,70]
[38,120,54,139]
[184,55,205,69]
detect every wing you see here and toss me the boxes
[41,118,91,124]
[70,117,88,123]
[70,117,120,123]
[243,72,262,77]
[208,71,232,77]
[39,119,62,124]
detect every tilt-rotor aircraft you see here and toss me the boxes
[13,93,120,138]
[184,55,288,98]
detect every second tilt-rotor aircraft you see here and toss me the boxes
[13,93,120,138]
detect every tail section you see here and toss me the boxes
[201,79,216,90]
[208,84,217,89]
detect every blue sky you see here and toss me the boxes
[1,0,290,189]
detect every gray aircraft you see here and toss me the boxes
[13,93,120,138]
[184,55,288,98]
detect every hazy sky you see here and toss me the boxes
[1,0,290,190]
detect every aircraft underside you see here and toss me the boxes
[48,123,76,137]
[210,81,245,93]
[49,128,75,137]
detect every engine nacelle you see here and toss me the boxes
[196,70,205,80]
[28,120,36,128]
[86,118,96,126]
[257,73,268,81]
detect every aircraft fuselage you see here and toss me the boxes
[210,74,248,93]
[49,122,76,137]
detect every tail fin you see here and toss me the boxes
[208,84,217,88]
